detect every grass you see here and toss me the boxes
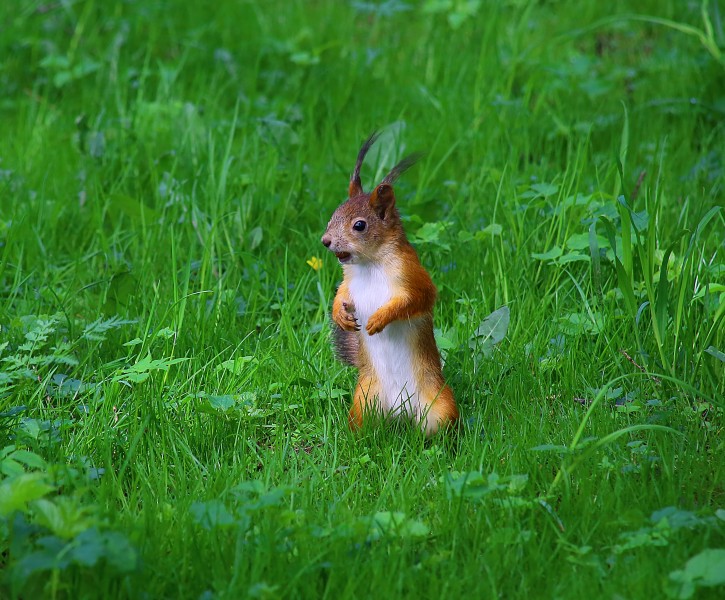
[1,0,724,598]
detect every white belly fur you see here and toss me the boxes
[347,263,420,415]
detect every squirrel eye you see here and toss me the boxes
[353,220,367,232]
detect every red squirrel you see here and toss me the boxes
[321,132,459,435]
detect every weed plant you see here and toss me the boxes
[1,1,724,598]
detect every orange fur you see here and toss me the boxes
[364,245,437,334]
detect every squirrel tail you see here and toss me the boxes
[333,326,359,367]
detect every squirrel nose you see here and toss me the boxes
[321,235,332,248]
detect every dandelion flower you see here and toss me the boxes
[306,256,323,271]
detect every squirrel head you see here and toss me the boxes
[321,132,421,265]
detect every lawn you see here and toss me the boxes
[1,0,724,598]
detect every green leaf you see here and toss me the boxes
[217,356,256,374]
[207,395,235,411]
[82,316,137,341]
[367,511,430,539]
[613,522,670,555]
[154,327,176,339]
[69,528,105,567]
[33,497,97,539]
[232,480,266,496]
[630,209,649,232]
[469,306,510,357]
[434,327,458,351]
[108,193,159,224]
[422,1,453,15]
[565,232,608,251]
[692,284,725,301]
[443,471,526,500]
[364,120,407,177]
[248,226,264,250]
[532,246,563,261]
[475,223,503,238]
[412,221,451,250]
[72,529,138,573]
[289,51,320,66]
[705,346,725,362]
[506,474,529,494]
[669,548,725,599]
[190,500,236,530]
[14,543,69,583]
[122,372,150,383]
[114,353,187,383]
[252,487,290,510]
[528,182,559,197]
[559,311,604,335]
[0,473,54,516]
[444,471,487,499]
[104,271,139,313]
[248,582,280,599]
[555,252,590,265]
[530,444,570,453]
[229,480,292,514]
[1,458,24,478]
[102,530,139,573]
[651,506,708,529]
[617,195,649,232]
[8,449,47,470]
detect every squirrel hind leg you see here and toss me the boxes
[349,374,381,430]
[419,386,458,436]
[333,326,359,367]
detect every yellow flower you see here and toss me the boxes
[306,256,323,271]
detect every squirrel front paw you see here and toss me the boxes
[365,310,389,335]
[333,301,359,332]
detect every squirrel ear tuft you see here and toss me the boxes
[369,183,395,219]
[349,180,363,198]
[349,131,380,198]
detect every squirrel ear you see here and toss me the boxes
[369,183,395,219]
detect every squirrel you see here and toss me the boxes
[321,132,459,435]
